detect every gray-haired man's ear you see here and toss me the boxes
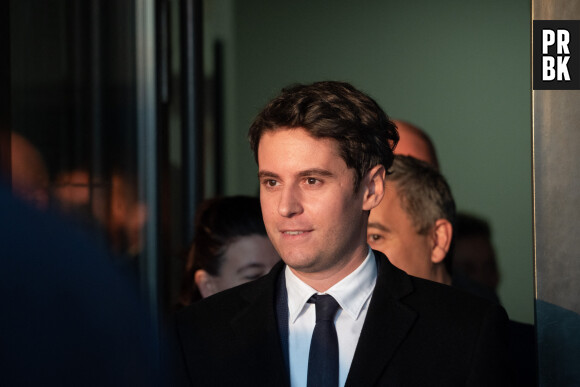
[431,219,453,264]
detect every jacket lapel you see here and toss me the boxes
[345,251,417,386]
[229,261,290,387]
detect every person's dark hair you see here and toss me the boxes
[453,212,491,240]
[248,81,399,192]
[450,212,499,292]
[387,155,456,273]
[178,196,267,306]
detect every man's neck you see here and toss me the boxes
[288,246,370,292]
[433,266,452,286]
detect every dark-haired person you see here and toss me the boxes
[451,212,537,386]
[452,212,500,293]
[178,195,280,306]
[175,81,510,386]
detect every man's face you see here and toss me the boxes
[257,128,370,277]
[367,184,434,280]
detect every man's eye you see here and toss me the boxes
[265,180,278,187]
[306,177,318,185]
[368,234,382,242]
[244,273,263,281]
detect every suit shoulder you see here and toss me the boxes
[405,276,508,322]
[409,275,491,303]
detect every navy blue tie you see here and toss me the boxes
[307,294,340,387]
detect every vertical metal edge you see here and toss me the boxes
[0,0,11,180]
[213,40,224,196]
[529,6,541,385]
[89,0,104,219]
[180,0,204,244]
[135,0,159,328]
[531,0,538,305]
[156,0,174,317]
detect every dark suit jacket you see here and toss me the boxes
[175,251,511,386]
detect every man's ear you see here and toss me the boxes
[361,165,386,211]
[431,219,453,264]
[194,270,217,299]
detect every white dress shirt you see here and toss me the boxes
[285,248,377,387]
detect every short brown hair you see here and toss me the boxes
[248,81,399,191]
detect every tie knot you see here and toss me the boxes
[309,294,340,322]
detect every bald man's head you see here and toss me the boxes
[393,120,439,169]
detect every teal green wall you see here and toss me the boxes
[215,0,532,323]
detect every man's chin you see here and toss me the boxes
[280,252,319,273]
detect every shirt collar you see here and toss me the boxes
[285,248,377,324]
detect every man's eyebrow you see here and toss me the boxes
[297,168,335,178]
[258,169,335,179]
[258,171,280,179]
[368,222,388,232]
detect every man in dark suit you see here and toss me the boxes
[175,81,510,386]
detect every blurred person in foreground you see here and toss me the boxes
[52,168,148,258]
[178,195,280,306]
[175,81,510,386]
[0,181,164,386]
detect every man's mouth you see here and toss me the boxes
[280,228,313,237]
[283,231,305,235]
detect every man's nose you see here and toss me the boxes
[278,185,303,218]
